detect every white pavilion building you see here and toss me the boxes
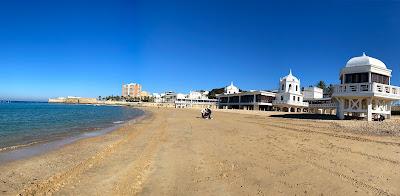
[272,70,309,112]
[332,53,400,121]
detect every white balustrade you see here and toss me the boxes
[333,83,400,99]
[272,100,309,107]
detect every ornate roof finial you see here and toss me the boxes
[289,68,292,75]
[362,52,366,56]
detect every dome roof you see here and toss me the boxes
[345,53,386,69]
[282,69,299,83]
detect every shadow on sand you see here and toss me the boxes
[270,113,339,120]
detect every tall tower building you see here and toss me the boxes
[122,83,142,97]
[272,69,309,112]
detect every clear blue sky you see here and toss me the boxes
[0,0,399,101]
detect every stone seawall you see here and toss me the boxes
[48,98,98,104]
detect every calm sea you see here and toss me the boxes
[0,102,144,151]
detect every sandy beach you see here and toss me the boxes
[1,107,400,195]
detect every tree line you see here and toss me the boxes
[314,81,334,97]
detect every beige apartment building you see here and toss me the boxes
[122,83,142,97]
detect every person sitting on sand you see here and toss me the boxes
[206,108,212,119]
[201,108,206,118]
[201,108,212,119]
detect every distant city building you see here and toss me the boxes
[162,91,177,103]
[152,93,163,103]
[149,90,217,108]
[224,82,239,94]
[175,90,217,109]
[140,91,149,97]
[122,83,142,97]
[272,70,309,112]
[118,53,400,121]
[175,97,217,109]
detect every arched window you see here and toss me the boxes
[281,84,284,90]
[297,97,300,101]
[296,85,298,91]
[289,84,292,90]
[293,96,295,101]
[280,96,283,101]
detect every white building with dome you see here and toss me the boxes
[272,70,309,112]
[224,82,240,94]
[332,53,400,120]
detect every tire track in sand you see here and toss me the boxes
[238,119,400,147]
[112,119,168,195]
[264,136,391,196]
[250,120,394,196]
[259,121,400,165]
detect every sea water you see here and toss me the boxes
[0,102,144,151]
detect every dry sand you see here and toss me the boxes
[0,108,399,195]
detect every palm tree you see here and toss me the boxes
[326,84,334,97]
[316,81,327,90]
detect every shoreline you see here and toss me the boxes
[0,107,147,164]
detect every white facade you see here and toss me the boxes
[272,70,309,112]
[162,91,177,103]
[175,91,216,109]
[303,87,323,100]
[152,93,163,103]
[188,91,209,99]
[176,93,187,99]
[225,82,239,94]
[332,53,400,121]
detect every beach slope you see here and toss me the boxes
[1,108,399,195]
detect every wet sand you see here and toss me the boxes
[0,108,399,195]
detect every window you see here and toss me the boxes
[256,95,274,103]
[298,97,300,101]
[296,85,298,91]
[229,96,239,103]
[280,96,283,101]
[293,96,295,101]
[240,95,254,103]
[345,73,369,83]
[371,73,389,84]
[289,84,292,90]
[281,84,284,90]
